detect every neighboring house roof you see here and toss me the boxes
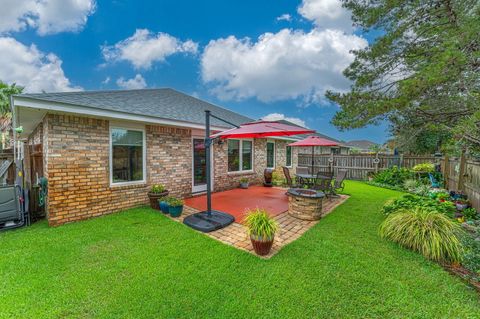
[275,120,347,146]
[345,140,379,150]
[14,88,253,129]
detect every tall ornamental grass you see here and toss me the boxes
[380,208,463,263]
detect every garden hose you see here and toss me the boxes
[38,177,48,207]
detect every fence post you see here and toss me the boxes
[399,153,404,168]
[442,155,449,189]
[458,149,467,192]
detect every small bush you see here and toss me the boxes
[373,166,413,187]
[380,208,463,263]
[462,207,479,220]
[461,234,480,275]
[403,179,419,192]
[239,177,249,183]
[381,194,456,216]
[412,184,432,197]
[412,163,435,173]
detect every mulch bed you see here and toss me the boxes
[442,263,480,292]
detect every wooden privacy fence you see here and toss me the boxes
[442,154,480,211]
[297,154,437,180]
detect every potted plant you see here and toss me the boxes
[159,196,171,214]
[244,208,279,256]
[454,198,469,211]
[167,197,184,217]
[148,184,169,210]
[239,177,249,189]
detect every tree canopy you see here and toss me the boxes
[327,0,480,152]
[0,81,23,132]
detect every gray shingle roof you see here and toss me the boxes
[16,88,253,128]
[275,119,345,144]
[345,140,379,150]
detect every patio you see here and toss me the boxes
[181,187,349,258]
[184,186,289,222]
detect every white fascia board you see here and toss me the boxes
[13,97,230,131]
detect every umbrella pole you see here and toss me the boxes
[205,110,212,216]
[311,146,315,175]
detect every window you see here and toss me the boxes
[228,139,253,172]
[267,141,275,168]
[110,127,145,184]
[286,146,292,167]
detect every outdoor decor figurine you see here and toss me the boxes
[264,168,274,187]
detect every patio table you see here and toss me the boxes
[295,173,330,187]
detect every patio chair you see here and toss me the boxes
[282,166,300,188]
[312,173,333,197]
[331,169,347,195]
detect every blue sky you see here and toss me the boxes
[0,0,388,143]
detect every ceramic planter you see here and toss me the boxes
[148,191,169,210]
[159,200,169,214]
[168,205,183,218]
[240,182,249,189]
[250,234,274,256]
[456,203,468,211]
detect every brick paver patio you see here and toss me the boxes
[167,194,349,258]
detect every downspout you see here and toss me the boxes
[10,95,16,161]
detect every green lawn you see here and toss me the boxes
[1,181,479,318]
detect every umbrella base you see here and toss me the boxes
[183,210,235,233]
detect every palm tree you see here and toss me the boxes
[0,82,24,149]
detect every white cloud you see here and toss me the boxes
[262,113,307,127]
[0,0,96,35]
[201,28,367,103]
[102,76,111,84]
[0,37,81,92]
[116,74,147,90]
[298,0,352,32]
[102,29,198,69]
[276,14,292,22]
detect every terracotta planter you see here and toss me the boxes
[147,191,169,210]
[250,235,274,256]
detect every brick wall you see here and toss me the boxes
[40,113,296,226]
[44,114,195,226]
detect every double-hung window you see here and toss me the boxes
[266,141,275,168]
[228,139,253,172]
[286,145,292,167]
[110,127,145,185]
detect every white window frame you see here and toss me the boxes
[266,141,276,169]
[227,138,254,173]
[109,125,147,187]
[286,145,292,168]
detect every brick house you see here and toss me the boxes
[12,88,304,226]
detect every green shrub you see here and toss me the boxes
[244,208,279,239]
[380,208,463,263]
[381,194,456,216]
[412,184,432,197]
[150,184,166,193]
[412,163,435,173]
[462,207,479,220]
[373,166,413,187]
[403,179,419,192]
[461,234,480,275]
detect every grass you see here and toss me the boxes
[1,181,479,318]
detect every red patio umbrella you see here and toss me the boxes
[212,121,315,139]
[184,112,315,233]
[289,136,339,174]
